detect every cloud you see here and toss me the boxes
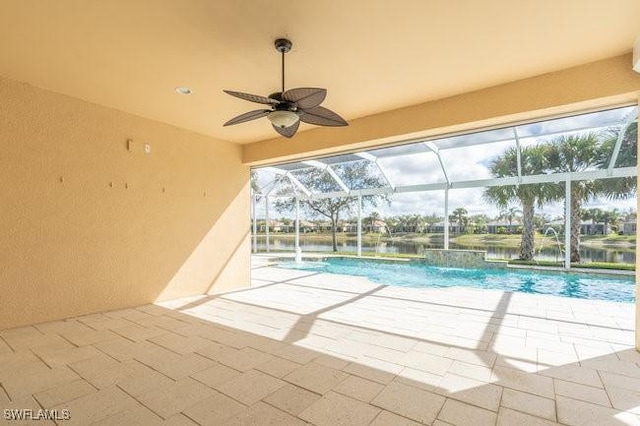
[253,105,637,219]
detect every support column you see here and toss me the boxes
[635,101,640,352]
[252,194,258,254]
[357,194,362,257]
[564,179,571,270]
[295,196,300,251]
[265,195,270,253]
[444,187,450,250]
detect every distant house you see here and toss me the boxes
[486,219,522,234]
[254,219,322,233]
[366,220,388,233]
[580,222,610,235]
[298,220,317,233]
[623,221,637,235]
[315,221,333,232]
[430,221,464,233]
[338,222,358,233]
[280,220,319,233]
[258,220,286,232]
[540,220,615,236]
[342,220,387,233]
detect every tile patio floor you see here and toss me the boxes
[1,255,639,425]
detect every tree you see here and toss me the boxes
[250,170,259,190]
[449,208,468,232]
[280,217,292,227]
[395,215,412,232]
[594,122,637,235]
[408,214,424,233]
[600,209,621,234]
[596,122,637,197]
[544,125,636,260]
[470,214,490,233]
[274,162,388,252]
[533,213,550,230]
[581,208,603,235]
[423,213,443,233]
[366,211,382,231]
[546,133,602,262]
[499,206,522,233]
[483,145,560,260]
[385,216,400,233]
[250,170,263,205]
[623,208,637,224]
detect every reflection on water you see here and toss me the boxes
[256,236,635,264]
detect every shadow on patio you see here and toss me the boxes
[0,260,638,425]
[146,261,640,425]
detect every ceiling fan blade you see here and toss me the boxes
[223,90,279,105]
[272,120,300,138]
[223,109,271,126]
[299,106,348,127]
[282,87,327,109]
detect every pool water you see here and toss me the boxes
[279,258,636,303]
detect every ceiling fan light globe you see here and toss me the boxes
[268,110,299,128]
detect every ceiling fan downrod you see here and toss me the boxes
[274,38,292,93]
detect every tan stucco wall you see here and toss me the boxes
[0,77,250,329]
[243,53,640,166]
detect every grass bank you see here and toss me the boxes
[256,232,635,249]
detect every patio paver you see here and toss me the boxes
[0,254,638,425]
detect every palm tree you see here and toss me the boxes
[484,145,559,260]
[409,214,424,233]
[393,215,406,232]
[499,206,522,233]
[594,122,637,237]
[449,208,468,233]
[399,215,412,232]
[596,121,637,197]
[470,214,490,233]
[385,216,400,233]
[600,209,621,235]
[366,211,381,232]
[423,213,443,233]
[546,133,602,262]
[533,213,550,230]
[250,170,260,192]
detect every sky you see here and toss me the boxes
[254,106,638,221]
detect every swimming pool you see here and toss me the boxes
[279,257,636,303]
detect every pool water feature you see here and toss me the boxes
[278,257,635,303]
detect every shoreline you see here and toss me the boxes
[252,232,636,250]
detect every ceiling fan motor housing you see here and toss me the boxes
[268,92,284,102]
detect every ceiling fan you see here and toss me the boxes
[223,38,348,138]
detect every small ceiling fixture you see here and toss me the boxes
[175,87,193,95]
[223,38,348,138]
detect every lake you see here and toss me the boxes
[255,236,635,264]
